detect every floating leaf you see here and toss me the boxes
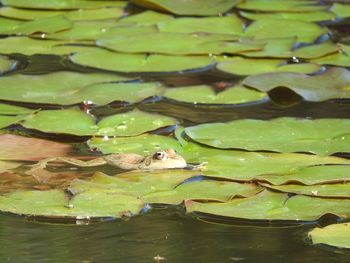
[244,19,327,43]
[312,44,350,67]
[0,134,73,161]
[157,15,244,35]
[0,189,144,219]
[331,3,350,18]
[0,6,124,21]
[97,32,262,55]
[0,55,16,74]
[239,10,336,22]
[0,115,26,129]
[70,49,215,73]
[263,182,350,198]
[186,190,350,221]
[22,108,98,136]
[143,180,262,205]
[309,223,350,249]
[163,85,267,104]
[96,109,177,137]
[0,104,34,115]
[131,0,239,16]
[243,67,350,101]
[259,165,350,185]
[217,58,321,76]
[0,71,132,104]
[237,0,326,12]
[185,118,350,155]
[0,0,127,10]
[120,10,172,25]
[88,134,182,155]
[70,170,200,197]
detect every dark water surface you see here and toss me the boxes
[1,211,350,263]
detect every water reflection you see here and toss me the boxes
[0,210,349,263]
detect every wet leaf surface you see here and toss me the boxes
[243,67,350,101]
[309,223,350,249]
[185,118,350,155]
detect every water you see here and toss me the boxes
[1,211,349,263]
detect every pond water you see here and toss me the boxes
[1,0,350,262]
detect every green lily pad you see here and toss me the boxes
[97,32,262,55]
[0,15,73,35]
[239,10,336,22]
[309,223,350,249]
[259,165,350,186]
[184,118,350,155]
[0,104,34,115]
[119,10,173,25]
[96,109,177,137]
[1,0,127,10]
[143,180,262,205]
[0,55,16,74]
[88,134,182,155]
[98,24,158,39]
[217,58,321,76]
[22,108,98,136]
[0,115,27,129]
[186,190,350,221]
[70,170,200,197]
[237,0,326,12]
[0,189,144,219]
[312,44,350,67]
[243,67,350,101]
[70,49,215,73]
[262,182,350,198]
[244,18,327,43]
[0,71,132,104]
[331,3,350,18]
[163,85,267,104]
[131,0,240,16]
[0,6,124,21]
[157,15,244,35]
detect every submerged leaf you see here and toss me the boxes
[243,67,350,101]
[70,49,215,73]
[163,85,267,104]
[131,0,239,16]
[185,118,350,155]
[309,223,350,249]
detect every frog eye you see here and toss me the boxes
[154,151,166,160]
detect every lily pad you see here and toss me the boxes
[70,49,215,73]
[0,55,16,74]
[0,15,73,35]
[0,134,73,161]
[88,134,182,155]
[184,118,350,155]
[120,10,173,25]
[186,190,350,221]
[157,15,244,35]
[331,3,350,18]
[143,180,262,205]
[96,109,177,137]
[70,170,200,197]
[163,85,267,104]
[0,104,34,115]
[217,58,321,76]
[97,32,262,55]
[239,10,336,22]
[309,223,350,249]
[262,182,350,198]
[237,0,326,12]
[0,189,144,219]
[0,6,124,21]
[0,71,132,104]
[0,115,27,129]
[243,67,350,101]
[131,0,240,16]
[312,44,350,67]
[244,18,327,43]
[0,0,127,10]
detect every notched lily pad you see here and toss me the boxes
[243,67,350,102]
[309,223,350,249]
[185,118,350,155]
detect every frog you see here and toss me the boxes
[25,149,207,175]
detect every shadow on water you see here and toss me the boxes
[0,210,350,263]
